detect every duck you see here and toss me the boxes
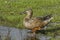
[20,8,53,33]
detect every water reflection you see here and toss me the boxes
[0,26,59,40]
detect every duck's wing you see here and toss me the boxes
[29,14,53,29]
[29,17,44,28]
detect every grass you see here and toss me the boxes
[0,0,60,28]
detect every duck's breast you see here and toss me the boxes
[23,19,34,29]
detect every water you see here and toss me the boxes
[0,26,59,40]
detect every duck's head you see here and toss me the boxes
[20,8,33,15]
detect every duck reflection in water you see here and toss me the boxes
[23,32,39,40]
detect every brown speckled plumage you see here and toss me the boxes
[21,8,53,33]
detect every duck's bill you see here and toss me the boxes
[20,11,26,15]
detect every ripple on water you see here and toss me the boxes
[0,26,59,40]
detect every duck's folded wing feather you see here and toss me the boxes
[29,17,44,28]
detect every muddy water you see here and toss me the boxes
[0,26,59,40]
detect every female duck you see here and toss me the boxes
[21,8,53,33]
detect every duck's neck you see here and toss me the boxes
[25,13,33,21]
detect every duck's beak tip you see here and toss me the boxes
[20,12,23,15]
[20,11,26,15]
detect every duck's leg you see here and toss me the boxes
[31,27,41,33]
[31,27,41,37]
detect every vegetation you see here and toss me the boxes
[0,0,60,40]
[0,0,60,28]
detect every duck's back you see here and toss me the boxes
[24,17,44,29]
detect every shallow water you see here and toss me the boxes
[0,26,59,40]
